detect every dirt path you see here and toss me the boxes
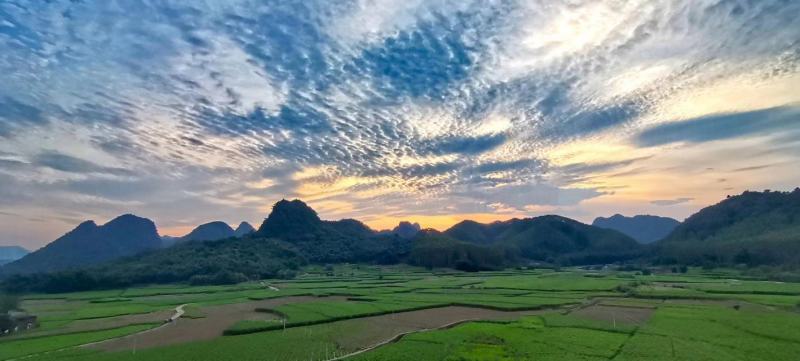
[76,303,189,351]
[571,304,654,326]
[170,304,187,321]
[324,305,563,360]
[88,296,346,351]
[259,281,280,291]
[328,316,495,360]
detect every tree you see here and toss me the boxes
[0,294,19,313]
[734,249,752,265]
[0,293,19,333]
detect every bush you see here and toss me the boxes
[454,260,481,272]
[189,271,249,286]
[0,294,19,313]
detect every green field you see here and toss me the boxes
[2,266,799,361]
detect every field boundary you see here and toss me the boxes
[2,324,160,361]
[223,302,576,336]
[75,303,189,349]
[325,316,513,360]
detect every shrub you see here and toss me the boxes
[189,271,248,286]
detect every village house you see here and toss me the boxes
[1,311,38,335]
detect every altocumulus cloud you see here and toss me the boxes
[0,0,799,247]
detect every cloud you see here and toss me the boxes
[651,198,694,206]
[428,134,508,156]
[554,157,652,185]
[732,164,779,172]
[0,1,799,247]
[0,97,47,136]
[636,106,800,147]
[472,159,544,174]
[32,152,132,176]
[357,12,479,100]
[453,183,605,211]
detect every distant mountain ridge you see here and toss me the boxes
[377,221,421,239]
[234,222,255,237]
[592,214,680,244]
[0,246,28,266]
[162,221,256,247]
[2,214,161,274]
[180,221,235,242]
[6,190,800,294]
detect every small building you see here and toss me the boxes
[1,311,38,335]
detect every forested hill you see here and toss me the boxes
[444,216,642,265]
[255,199,386,263]
[656,189,800,267]
[2,236,304,293]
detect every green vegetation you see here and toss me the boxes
[6,191,800,297]
[353,316,631,360]
[406,232,507,271]
[225,299,442,335]
[353,304,800,360]
[0,324,155,360]
[616,304,800,360]
[2,266,799,361]
[657,189,800,267]
[444,215,642,265]
[0,293,20,333]
[2,237,304,294]
[19,321,359,361]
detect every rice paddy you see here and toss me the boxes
[3,265,799,361]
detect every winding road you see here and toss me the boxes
[7,304,190,361]
[169,304,188,322]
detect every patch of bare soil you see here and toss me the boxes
[66,310,175,332]
[571,305,654,326]
[662,298,770,311]
[331,306,552,352]
[89,296,347,351]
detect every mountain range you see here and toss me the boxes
[0,246,28,266]
[2,189,799,293]
[161,221,255,247]
[179,221,255,242]
[2,214,161,274]
[592,214,680,244]
[377,221,421,239]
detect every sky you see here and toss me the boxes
[0,0,799,250]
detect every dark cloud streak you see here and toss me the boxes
[636,106,800,147]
